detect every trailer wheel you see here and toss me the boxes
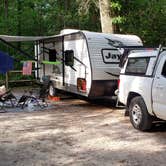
[49,83,56,97]
[129,96,152,131]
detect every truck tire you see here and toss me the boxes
[129,96,152,131]
[49,83,56,97]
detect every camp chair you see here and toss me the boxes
[16,91,30,109]
[0,87,17,111]
[17,81,49,109]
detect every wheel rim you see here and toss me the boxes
[131,104,142,125]
[49,85,54,96]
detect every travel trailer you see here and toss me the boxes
[35,29,143,99]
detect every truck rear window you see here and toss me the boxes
[125,57,150,75]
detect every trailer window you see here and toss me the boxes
[161,61,166,77]
[65,50,74,66]
[125,57,150,75]
[49,49,57,62]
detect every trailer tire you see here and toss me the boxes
[49,83,56,97]
[129,96,152,131]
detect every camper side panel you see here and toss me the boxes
[83,31,143,97]
[85,33,120,97]
[63,33,92,96]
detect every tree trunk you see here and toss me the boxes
[4,0,8,18]
[17,0,22,49]
[99,0,114,33]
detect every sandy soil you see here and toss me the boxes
[0,98,166,166]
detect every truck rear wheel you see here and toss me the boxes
[129,96,152,131]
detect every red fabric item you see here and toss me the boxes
[22,61,32,75]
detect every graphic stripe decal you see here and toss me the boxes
[105,71,119,77]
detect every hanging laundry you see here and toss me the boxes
[0,51,14,74]
[22,61,32,75]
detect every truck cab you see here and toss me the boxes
[118,48,166,131]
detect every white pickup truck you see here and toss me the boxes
[118,48,166,131]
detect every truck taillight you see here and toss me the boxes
[118,79,120,89]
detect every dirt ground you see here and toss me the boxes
[0,98,166,166]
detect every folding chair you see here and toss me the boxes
[17,81,49,109]
[0,89,17,111]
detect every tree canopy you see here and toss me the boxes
[0,0,165,46]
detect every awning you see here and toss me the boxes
[0,35,47,42]
[0,34,62,42]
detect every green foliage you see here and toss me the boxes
[110,2,121,11]
[0,0,165,52]
[118,0,166,46]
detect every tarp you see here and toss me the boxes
[0,51,14,74]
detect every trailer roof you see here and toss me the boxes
[82,31,143,47]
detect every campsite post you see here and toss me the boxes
[5,72,9,89]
